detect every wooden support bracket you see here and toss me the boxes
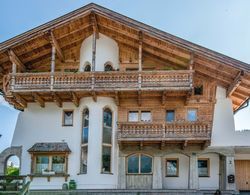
[161,91,166,106]
[33,93,45,108]
[53,92,62,107]
[139,141,144,150]
[182,140,188,150]
[91,91,97,102]
[50,31,65,62]
[71,92,79,107]
[14,93,27,108]
[115,91,119,106]
[226,70,244,97]
[8,49,26,72]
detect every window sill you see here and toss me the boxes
[165,175,179,177]
[126,173,153,176]
[199,175,210,178]
[28,173,69,182]
[101,172,113,175]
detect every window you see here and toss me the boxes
[166,159,179,177]
[166,110,175,122]
[34,155,67,174]
[101,108,113,173]
[127,154,152,174]
[141,111,151,122]
[104,64,113,71]
[128,111,151,122]
[128,111,139,122]
[80,108,89,174]
[198,159,209,177]
[187,109,197,122]
[63,110,73,126]
[194,85,203,95]
[84,64,91,72]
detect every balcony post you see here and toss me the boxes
[50,46,56,90]
[92,31,96,72]
[189,51,194,89]
[138,31,143,71]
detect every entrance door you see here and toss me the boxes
[235,160,250,191]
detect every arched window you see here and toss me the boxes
[80,108,89,174]
[101,108,113,173]
[84,64,91,72]
[104,64,113,71]
[127,154,152,174]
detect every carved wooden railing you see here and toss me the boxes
[117,121,211,140]
[117,122,165,138]
[3,70,193,93]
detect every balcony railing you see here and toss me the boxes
[117,121,211,141]
[3,70,193,93]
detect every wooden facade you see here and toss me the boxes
[0,3,249,148]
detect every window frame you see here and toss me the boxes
[126,153,153,175]
[198,158,210,177]
[80,108,89,174]
[62,110,74,126]
[101,107,113,174]
[104,63,114,71]
[165,158,179,177]
[166,110,175,122]
[187,108,198,122]
[32,153,68,175]
[128,110,152,122]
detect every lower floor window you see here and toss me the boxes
[198,158,209,177]
[81,146,88,174]
[34,155,67,174]
[102,146,111,173]
[127,154,152,174]
[166,159,179,177]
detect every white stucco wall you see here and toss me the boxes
[79,33,119,72]
[198,153,219,190]
[11,97,118,189]
[163,153,189,189]
[211,86,250,146]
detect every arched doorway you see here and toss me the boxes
[0,146,22,175]
[5,155,20,176]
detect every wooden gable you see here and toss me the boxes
[0,3,249,111]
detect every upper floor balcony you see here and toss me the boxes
[117,121,211,149]
[3,70,193,94]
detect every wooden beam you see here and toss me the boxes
[33,93,45,108]
[53,92,62,107]
[92,23,97,71]
[227,70,244,97]
[161,91,166,106]
[91,12,99,39]
[115,91,119,106]
[201,140,210,150]
[138,91,142,106]
[8,50,26,72]
[50,31,65,62]
[14,93,27,108]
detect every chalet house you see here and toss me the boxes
[0,3,250,194]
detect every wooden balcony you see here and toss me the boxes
[117,121,211,149]
[3,70,193,94]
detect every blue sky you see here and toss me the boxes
[0,0,250,151]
